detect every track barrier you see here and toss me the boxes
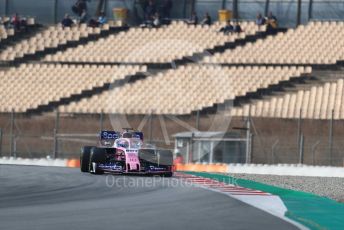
[0,158,343,177]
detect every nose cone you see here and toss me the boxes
[127,152,139,163]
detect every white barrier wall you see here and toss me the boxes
[0,157,68,167]
[1,157,344,178]
[228,163,344,178]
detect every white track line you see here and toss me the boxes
[175,172,308,230]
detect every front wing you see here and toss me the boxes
[98,162,173,175]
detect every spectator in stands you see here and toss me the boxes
[98,12,107,25]
[234,21,243,33]
[186,11,198,25]
[80,0,88,13]
[11,13,21,30]
[263,12,278,34]
[88,18,99,27]
[153,13,161,27]
[72,0,87,17]
[140,12,160,28]
[145,0,156,20]
[20,17,28,31]
[219,20,234,35]
[80,9,88,24]
[161,0,173,18]
[200,12,212,26]
[61,14,74,28]
[266,11,278,28]
[256,13,265,26]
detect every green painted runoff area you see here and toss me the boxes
[182,171,344,230]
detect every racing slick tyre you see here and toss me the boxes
[80,146,93,172]
[89,147,106,175]
[138,149,157,167]
[157,150,173,166]
[158,150,173,177]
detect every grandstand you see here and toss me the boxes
[0,4,344,165]
[0,25,104,62]
[44,21,265,64]
[204,21,344,65]
[59,65,310,114]
[0,63,145,113]
[0,23,125,65]
[0,17,40,51]
[231,79,344,120]
[0,20,273,116]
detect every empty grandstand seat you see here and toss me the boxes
[230,77,344,120]
[204,21,344,65]
[0,24,108,62]
[58,65,309,115]
[43,21,264,64]
[0,64,145,112]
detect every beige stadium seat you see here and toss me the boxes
[204,21,344,65]
[0,64,145,113]
[0,24,110,62]
[231,76,344,120]
[43,21,263,64]
[57,65,308,115]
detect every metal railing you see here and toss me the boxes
[0,110,343,167]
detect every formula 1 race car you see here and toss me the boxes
[80,129,174,177]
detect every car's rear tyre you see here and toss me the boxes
[89,147,106,175]
[139,149,157,164]
[80,146,93,172]
[159,150,173,177]
[158,150,173,166]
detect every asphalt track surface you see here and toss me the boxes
[0,165,299,230]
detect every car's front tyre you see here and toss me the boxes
[80,146,93,172]
[89,147,106,175]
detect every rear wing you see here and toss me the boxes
[99,130,144,147]
[122,131,144,140]
[99,131,120,147]
[100,131,120,140]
